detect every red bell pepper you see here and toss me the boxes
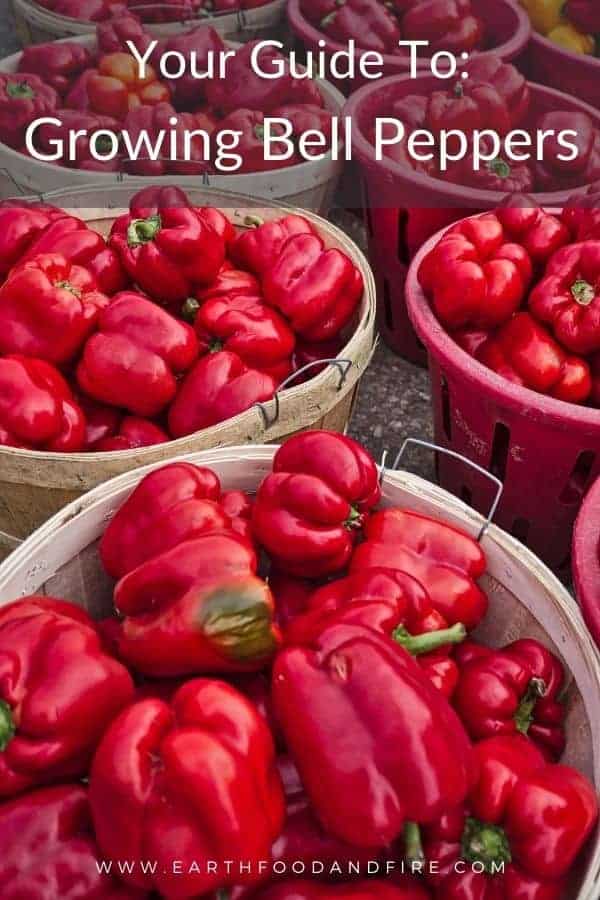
[76,291,198,417]
[18,42,92,97]
[217,108,298,173]
[534,112,600,192]
[89,679,285,896]
[350,508,488,629]
[206,41,294,115]
[249,882,431,899]
[18,214,126,296]
[529,241,600,354]
[273,621,474,848]
[109,531,275,675]
[285,567,466,696]
[162,26,227,109]
[97,13,154,55]
[0,784,145,899]
[44,0,127,20]
[476,312,593,403]
[497,200,570,267]
[190,263,261,311]
[252,431,381,577]
[424,735,598,898]
[0,596,134,797]
[168,350,278,437]
[87,52,170,120]
[300,0,339,23]
[453,639,566,760]
[100,460,226,578]
[110,202,225,305]
[566,0,600,33]
[426,81,511,141]
[221,489,254,540]
[271,755,377,876]
[320,0,402,54]
[64,69,97,111]
[0,204,62,278]
[465,55,530,128]
[193,293,296,381]
[418,213,532,330]
[403,0,484,54]
[231,213,316,276]
[0,73,58,149]
[448,147,534,194]
[290,335,345,384]
[0,356,85,451]
[0,253,109,365]
[92,416,168,451]
[262,232,364,341]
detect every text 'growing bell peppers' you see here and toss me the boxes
[0,596,134,798]
[252,431,381,577]
[273,621,474,848]
[89,679,285,897]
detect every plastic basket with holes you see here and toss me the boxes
[0,183,376,559]
[405,219,600,576]
[1,439,600,895]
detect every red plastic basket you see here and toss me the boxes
[528,32,600,112]
[573,478,600,646]
[287,0,531,96]
[405,216,600,575]
[345,77,600,364]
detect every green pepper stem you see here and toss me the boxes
[514,676,546,735]
[0,700,15,752]
[181,297,200,323]
[404,822,424,865]
[321,10,337,26]
[393,622,466,656]
[54,280,82,298]
[127,214,161,248]
[344,506,362,530]
[571,278,596,306]
[461,816,512,874]
[243,214,264,228]
[7,80,35,100]
[489,157,511,178]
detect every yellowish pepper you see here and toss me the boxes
[520,0,565,34]
[547,22,596,54]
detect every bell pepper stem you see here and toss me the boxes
[461,816,512,874]
[393,622,467,656]
[0,700,15,752]
[403,821,424,865]
[243,214,264,228]
[515,677,546,735]
[571,278,595,306]
[127,214,162,248]
[7,80,35,100]
[344,506,363,530]
[181,297,200,323]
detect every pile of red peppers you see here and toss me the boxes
[418,189,600,406]
[0,429,597,899]
[7,23,335,176]
[0,187,363,452]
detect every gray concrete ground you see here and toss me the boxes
[0,9,434,475]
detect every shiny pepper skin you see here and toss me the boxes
[418,214,532,331]
[0,596,134,798]
[453,639,566,760]
[89,679,285,898]
[252,431,381,577]
[273,622,474,848]
[0,784,146,900]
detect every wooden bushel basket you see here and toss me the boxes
[0,185,376,555]
[0,442,598,896]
